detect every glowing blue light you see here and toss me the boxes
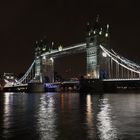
[45,83,58,89]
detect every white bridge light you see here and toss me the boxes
[102,52,107,57]
[105,33,108,37]
[43,56,46,60]
[50,57,54,62]
[58,45,63,51]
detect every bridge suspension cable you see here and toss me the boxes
[16,60,35,85]
[100,45,140,79]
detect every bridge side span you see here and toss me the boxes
[16,60,35,85]
[100,45,140,79]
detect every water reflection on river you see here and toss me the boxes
[0,92,140,139]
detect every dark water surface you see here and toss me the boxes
[0,92,140,140]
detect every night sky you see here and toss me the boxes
[0,0,140,75]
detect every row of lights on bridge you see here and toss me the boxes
[35,40,63,58]
[86,15,110,38]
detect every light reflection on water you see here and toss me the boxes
[37,93,57,140]
[1,92,140,139]
[86,95,96,139]
[3,93,12,136]
[97,97,118,140]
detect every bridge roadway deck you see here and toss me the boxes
[103,79,140,92]
[3,84,28,92]
[3,79,140,92]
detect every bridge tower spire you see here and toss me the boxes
[86,16,111,79]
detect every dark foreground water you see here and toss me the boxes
[0,92,140,140]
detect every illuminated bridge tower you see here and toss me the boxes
[34,38,54,83]
[34,40,44,83]
[86,16,110,79]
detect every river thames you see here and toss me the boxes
[0,92,140,140]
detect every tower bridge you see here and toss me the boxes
[3,16,140,92]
